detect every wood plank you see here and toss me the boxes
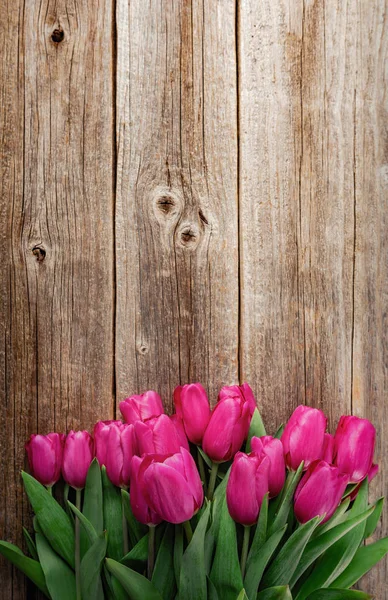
[0,0,114,596]
[115,0,239,409]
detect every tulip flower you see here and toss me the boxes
[202,395,251,463]
[321,433,335,463]
[170,414,191,449]
[333,415,376,483]
[134,414,189,456]
[62,431,94,489]
[251,436,285,497]
[119,390,164,425]
[226,451,270,526]
[94,420,137,487]
[294,460,349,524]
[136,448,203,523]
[173,383,211,444]
[129,456,162,526]
[281,405,327,470]
[25,433,65,487]
[218,383,257,416]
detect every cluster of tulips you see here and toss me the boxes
[1,383,387,600]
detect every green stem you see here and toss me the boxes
[75,489,82,600]
[46,486,53,496]
[148,525,156,580]
[122,494,129,556]
[207,462,219,501]
[197,448,208,495]
[240,525,250,578]
[183,520,193,544]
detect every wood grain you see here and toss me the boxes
[115,0,239,409]
[0,0,115,596]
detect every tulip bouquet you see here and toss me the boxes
[1,384,387,600]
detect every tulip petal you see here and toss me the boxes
[226,453,260,525]
[143,463,195,524]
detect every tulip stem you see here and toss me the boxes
[183,520,193,544]
[240,525,250,578]
[122,495,129,556]
[148,525,156,580]
[75,489,82,600]
[46,486,52,496]
[207,462,219,501]
[197,448,208,495]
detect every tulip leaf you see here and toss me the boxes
[0,541,50,597]
[274,424,285,440]
[236,590,249,600]
[80,532,107,600]
[102,466,124,561]
[152,524,176,600]
[103,564,128,600]
[244,526,286,600]
[121,489,148,547]
[314,499,351,538]
[306,590,371,600]
[174,525,183,587]
[268,463,304,536]
[257,586,293,600]
[247,493,268,569]
[81,458,103,558]
[198,447,213,469]
[179,503,211,600]
[105,558,163,600]
[290,506,374,587]
[36,531,76,600]
[68,501,98,545]
[246,409,267,452]
[63,484,75,525]
[22,471,75,568]
[23,526,38,561]
[209,496,243,600]
[207,575,219,600]
[204,469,231,574]
[121,533,148,569]
[329,535,388,589]
[364,497,384,539]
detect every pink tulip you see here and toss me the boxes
[62,431,94,489]
[94,420,137,487]
[218,383,257,416]
[333,416,376,483]
[251,436,285,497]
[294,460,349,524]
[226,451,270,525]
[202,395,251,462]
[136,448,203,523]
[170,414,191,449]
[26,433,65,487]
[173,383,211,444]
[281,405,327,470]
[119,390,164,425]
[134,414,189,456]
[321,433,335,463]
[129,456,162,526]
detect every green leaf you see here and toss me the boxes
[207,575,219,600]
[209,496,243,600]
[262,517,321,588]
[236,590,249,600]
[330,536,388,589]
[246,408,267,452]
[121,489,148,547]
[80,532,107,600]
[314,499,351,538]
[364,497,384,539]
[63,484,75,525]
[244,526,286,600]
[36,531,76,600]
[274,424,285,439]
[102,466,124,561]
[121,533,148,569]
[180,503,211,600]
[198,447,213,469]
[268,463,304,536]
[105,557,163,600]
[290,506,374,587]
[152,524,176,600]
[257,586,293,599]
[23,527,38,560]
[174,525,183,587]
[22,472,75,568]
[68,501,98,545]
[0,541,50,597]
[306,590,371,600]
[81,459,103,557]
[246,494,268,569]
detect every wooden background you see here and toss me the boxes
[0,0,387,597]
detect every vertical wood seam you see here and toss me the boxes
[112,0,118,415]
[236,0,242,384]
[351,87,357,416]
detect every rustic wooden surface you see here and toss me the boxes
[0,0,387,597]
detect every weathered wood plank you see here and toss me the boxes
[115,0,239,409]
[0,0,114,596]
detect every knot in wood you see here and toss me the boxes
[51,28,64,43]
[32,245,46,262]
[157,195,175,215]
[178,224,200,249]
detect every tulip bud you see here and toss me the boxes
[129,456,162,526]
[321,433,335,463]
[226,451,270,525]
[333,416,376,483]
[294,460,349,524]
[202,395,251,462]
[281,405,327,470]
[94,420,137,487]
[218,383,257,416]
[25,433,65,487]
[136,448,203,523]
[173,383,211,444]
[251,436,285,497]
[119,390,164,425]
[62,431,94,489]
[134,414,189,456]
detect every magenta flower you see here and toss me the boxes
[321,433,335,463]
[333,416,376,483]
[251,436,285,497]
[226,451,270,526]
[134,414,189,456]
[173,383,211,444]
[94,420,137,487]
[25,433,65,487]
[129,456,162,526]
[62,431,94,489]
[218,383,257,416]
[281,405,327,470]
[119,390,164,425]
